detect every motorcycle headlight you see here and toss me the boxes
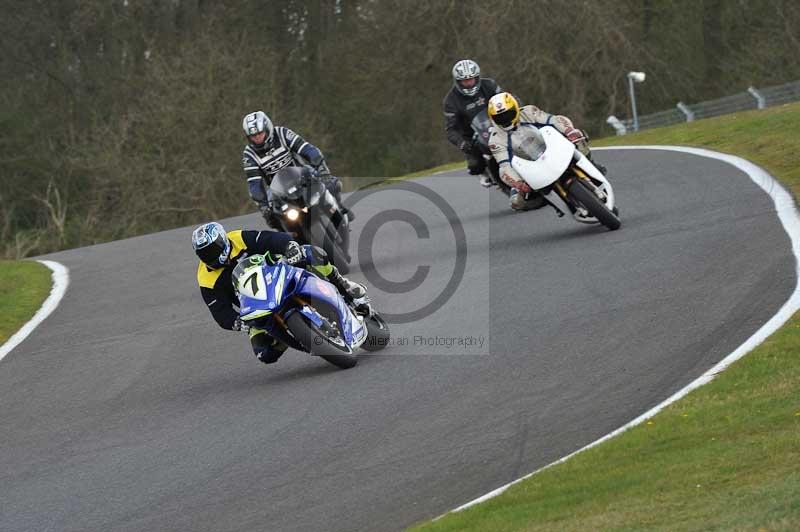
[286,208,300,221]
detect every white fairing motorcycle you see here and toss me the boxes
[512,126,620,230]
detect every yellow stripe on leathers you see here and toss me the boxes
[196,230,248,289]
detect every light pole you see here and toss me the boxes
[627,71,646,132]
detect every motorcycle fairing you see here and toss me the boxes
[511,126,575,190]
[293,274,367,347]
[511,126,616,219]
[574,154,616,211]
[236,259,366,351]
[238,261,294,321]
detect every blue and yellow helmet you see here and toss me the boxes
[192,222,231,268]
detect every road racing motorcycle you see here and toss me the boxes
[267,166,353,273]
[511,126,621,230]
[233,253,390,369]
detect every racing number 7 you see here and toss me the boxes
[245,271,260,297]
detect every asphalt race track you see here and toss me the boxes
[1,149,795,532]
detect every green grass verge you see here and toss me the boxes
[594,103,800,197]
[0,261,52,346]
[411,102,800,531]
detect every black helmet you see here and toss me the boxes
[242,111,274,152]
[192,222,231,268]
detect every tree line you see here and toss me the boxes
[2,0,799,257]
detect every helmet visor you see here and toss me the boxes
[457,77,479,91]
[196,244,223,267]
[248,130,267,146]
[492,108,518,128]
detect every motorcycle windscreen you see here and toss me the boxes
[303,180,325,209]
[470,110,492,148]
[269,167,305,200]
[511,126,576,190]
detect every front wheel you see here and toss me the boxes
[360,312,390,351]
[568,179,621,231]
[311,219,351,275]
[286,312,358,369]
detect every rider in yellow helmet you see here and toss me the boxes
[487,92,604,211]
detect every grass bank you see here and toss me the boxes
[412,102,800,531]
[0,261,52,346]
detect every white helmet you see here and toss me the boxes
[242,111,274,150]
[452,59,481,97]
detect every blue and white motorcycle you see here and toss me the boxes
[232,254,390,369]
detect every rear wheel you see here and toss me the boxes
[286,312,358,369]
[568,178,621,231]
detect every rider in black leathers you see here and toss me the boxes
[443,59,503,185]
[241,111,352,229]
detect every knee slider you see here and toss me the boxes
[257,349,283,364]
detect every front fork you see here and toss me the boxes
[536,167,602,219]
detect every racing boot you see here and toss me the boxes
[510,189,547,211]
[327,266,366,302]
[327,267,370,314]
[251,329,289,365]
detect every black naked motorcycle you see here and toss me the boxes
[267,166,352,274]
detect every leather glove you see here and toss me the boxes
[232,317,250,333]
[258,202,272,216]
[305,166,319,180]
[283,240,304,265]
[314,161,331,177]
[564,127,586,144]
[459,138,477,154]
[260,203,283,230]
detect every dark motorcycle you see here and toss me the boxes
[470,109,513,197]
[267,166,352,274]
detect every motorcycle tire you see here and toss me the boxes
[568,178,621,231]
[313,218,351,275]
[360,312,390,351]
[286,312,358,369]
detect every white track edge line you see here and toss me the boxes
[440,145,800,517]
[0,260,70,362]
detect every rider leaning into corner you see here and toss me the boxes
[487,92,607,211]
[241,111,353,230]
[191,222,366,365]
[443,59,504,188]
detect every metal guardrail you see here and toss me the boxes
[606,80,800,135]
